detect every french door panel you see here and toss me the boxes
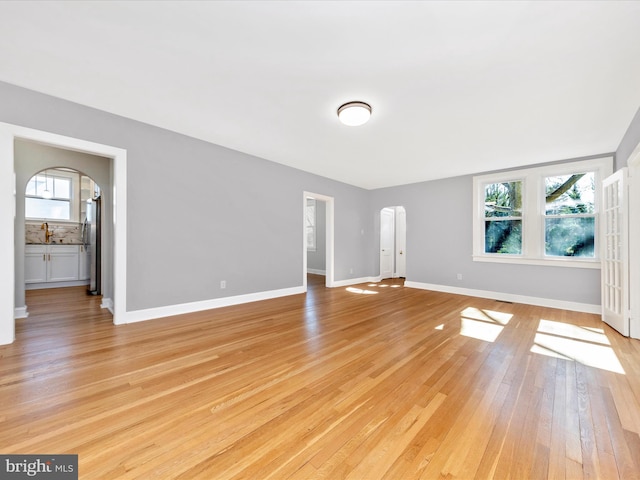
[601,168,629,336]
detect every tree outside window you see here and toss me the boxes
[473,157,612,268]
[544,173,595,257]
[484,181,522,254]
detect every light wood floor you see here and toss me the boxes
[2,276,640,479]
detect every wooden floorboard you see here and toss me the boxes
[1,275,640,479]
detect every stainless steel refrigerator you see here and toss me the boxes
[86,195,101,295]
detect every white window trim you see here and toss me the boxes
[25,169,80,222]
[473,156,613,269]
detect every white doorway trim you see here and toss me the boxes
[0,122,127,344]
[380,207,395,280]
[379,206,407,280]
[627,142,640,338]
[303,191,334,289]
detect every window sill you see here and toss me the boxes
[472,254,601,269]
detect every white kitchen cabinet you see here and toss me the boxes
[25,244,81,284]
[25,245,47,283]
[48,245,80,282]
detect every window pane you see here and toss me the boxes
[545,217,595,257]
[25,197,71,220]
[306,227,315,248]
[545,172,594,215]
[54,177,71,199]
[25,177,40,196]
[485,219,522,254]
[306,198,316,250]
[485,181,522,217]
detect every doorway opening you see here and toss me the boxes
[0,122,127,345]
[24,167,102,295]
[302,191,334,290]
[380,206,407,280]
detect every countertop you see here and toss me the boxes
[26,241,85,245]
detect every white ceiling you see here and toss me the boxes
[1,1,640,189]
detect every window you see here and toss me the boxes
[473,157,613,268]
[484,180,523,255]
[306,198,316,251]
[544,172,595,258]
[25,173,72,220]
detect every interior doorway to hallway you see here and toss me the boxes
[302,191,334,290]
[380,206,406,280]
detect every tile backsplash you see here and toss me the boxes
[26,222,83,244]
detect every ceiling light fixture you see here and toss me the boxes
[337,101,372,126]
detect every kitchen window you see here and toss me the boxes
[25,173,72,221]
[473,157,613,268]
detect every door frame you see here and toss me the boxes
[395,206,407,278]
[379,206,407,279]
[628,142,640,338]
[303,191,334,289]
[0,122,128,345]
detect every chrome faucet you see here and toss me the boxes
[41,222,54,243]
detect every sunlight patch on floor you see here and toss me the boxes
[536,319,610,345]
[367,283,403,289]
[349,282,403,294]
[458,307,513,342]
[531,319,625,374]
[346,287,378,295]
[460,318,504,342]
[461,307,513,325]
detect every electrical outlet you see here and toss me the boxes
[456,273,463,280]
[349,268,354,274]
[220,280,226,289]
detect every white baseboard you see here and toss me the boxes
[123,286,306,325]
[331,276,381,288]
[14,306,28,319]
[101,297,114,314]
[26,280,90,290]
[404,281,600,314]
[307,269,326,275]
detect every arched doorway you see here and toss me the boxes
[24,167,102,294]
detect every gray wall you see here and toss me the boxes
[0,81,374,312]
[4,79,638,315]
[14,141,112,309]
[370,173,601,306]
[307,200,326,272]
[616,107,640,168]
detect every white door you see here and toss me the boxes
[395,207,407,277]
[602,168,630,336]
[380,208,394,279]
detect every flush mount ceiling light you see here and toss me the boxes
[337,101,372,126]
